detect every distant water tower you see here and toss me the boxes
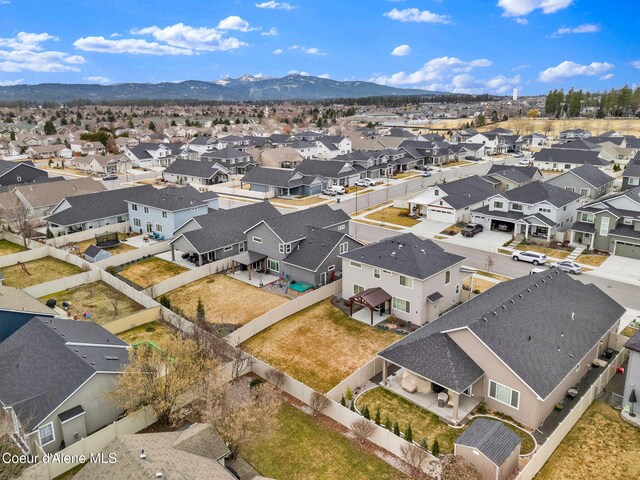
[512,88,518,101]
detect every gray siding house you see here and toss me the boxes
[546,164,614,201]
[0,317,129,454]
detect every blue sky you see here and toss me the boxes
[0,0,638,94]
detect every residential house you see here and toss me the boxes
[546,164,614,201]
[315,136,352,159]
[26,144,72,159]
[334,150,395,178]
[570,187,640,259]
[472,181,581,240]
[454,418,521,480]
[293,159,361,187]
[13,177,106,217]
[288,140,319,159]
[408,176,497,223]
[45,184,155,234]
[622,153,640,191]
[201,147,256,174]
[126,185,218,239]
[0,317,130,453]
[114,136,139,152]
[74,424,235,480]
[339,233,466,325]
[162,159,231,186]
[377,270,624,427]
[250,147,304,169]
[465,133,509,155]
[240,166,324,197]
[69,141,106,156]
[484,165,542,192]
[0,286,56,342]
[72,154,131,175]
[531,148,610,173]
[0,160,49,187]
[559,128,592,139]
[170,201,281,266]
[124,143,183,168]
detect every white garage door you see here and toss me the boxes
[427,206,456,222]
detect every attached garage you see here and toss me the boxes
[427,206,456,222]
[614,240,640,260]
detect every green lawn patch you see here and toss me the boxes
[0,239,25,256]
[0,257,82,289]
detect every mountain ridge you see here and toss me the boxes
[0,74,445,102]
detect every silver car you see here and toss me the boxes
[549,261,582,275]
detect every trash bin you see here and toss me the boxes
[603,348,614,360]
[336,198,340,203]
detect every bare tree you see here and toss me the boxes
[207,381,281,459]
[401,443,431,480]
[265,368,285,390]
[351,418,376,444]
[485,254,496,273]
[309,391,331,417]
[0,193,36,249]
[440,454,482,480]
[230,348,253,381]
[0,411,29,480]
[108,295,122,316]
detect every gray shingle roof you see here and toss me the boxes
[0,317,128,431]
[500,180,581,207]
[241,166,318,188]
[340,233,465,280]
[437,176,498,209]
[379,270,625,399]
[294,159,356,179]
[45,184,155,226]
[127,185,217,211]
[256,205,350,243]
[533,148,609,167]
[626,329,640,353]
[487,164,540,181]
[283,226,358,271]
[163,159,231,179]
[559,164,614,188]
[455,418,521,465]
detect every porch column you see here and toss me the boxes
[370,307,374,326]
[248,263,252,281]
[171,244,175,261]
[382,360,388,383]
[451,392,460,423]
[524,224,530,240]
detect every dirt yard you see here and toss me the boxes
[243,299,400,393]
[117,321,178,345]
[118,257,188,289]
[71,235,137,257]
[161,274,289,326]
[0,257,82,289]
[40,281,144,325]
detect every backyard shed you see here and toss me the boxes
[84,244,112,263]
[454,418,521,480]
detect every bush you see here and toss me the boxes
[431,439,440,457]
[159,295,171,309]
[249,378,263,389]
[477,400,487,414]
[613,163,621,172]
[384,416,391,430]
[473,289,481,294]
[363,405,370,420]
[145,325,155,333]
[404,423,413,443]
[420,437,429,450]
[340,395,346,407]
[350,402,355,411]
[345,386,354,402]
[374,407,381,425]
[393,421,400,436]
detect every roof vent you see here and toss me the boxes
[527,336,531,341]
[156,473,163,478]
[82,355,87,358]
[571,312,575,321]
[526,288,531,293]
[501,305,507,310]
[140,449,147,460]
[518,294,523,298]
[509,299,515,304]
[482,317,487,322]
[492,311,497,316]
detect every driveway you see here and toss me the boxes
[409,219,451,238]
[588,255,640,284]
[440,229,512,253]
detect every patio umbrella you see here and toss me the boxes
[630,389,637,417]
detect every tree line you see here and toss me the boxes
[544,85,640,118]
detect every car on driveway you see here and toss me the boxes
[355,178,375,187]
[322,188,337,196]
[518,158,531,166]
[102,174,118,181]
[461,223,483,237]
[512,250,547,265]
[549,261,582,274]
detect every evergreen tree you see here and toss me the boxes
[431,439,440,456]
[196,298,206,326]
[404,423,413,443]
[148,121,156,131]
[393,421,400,436]
[43,120,56,135]
[374,407,381,425]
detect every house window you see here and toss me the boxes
[350,261,361,269]
[132,204,138,211]
[239,243,246,253]
[392,297,411,313]
[286,244,292,254]
[353,284,365,295]
[564,164,571,170]
[399,275,413,288]
[580,188,590,197]
[155,224,162,232]
[489,380,520,409]
[629,177,640,186]
[38,423,55,445]
[373,268,381,279]
[339,242,349,254]
[223,245,233,252]
[600,217,610,236]
[133,218,141,227]
[267,259,279,272]
[327,265,335,271]
[445,270,451,285]
[143,206,149,214]
[511,203,523,211]
[279,244,285,254]
[539,207,551,214]
[455,284,460,294]
[162,210,168,218]
[624,217,633,225]
[338,224,346,230]
[581,213,595,223]
[565,186,575,193]
[493,201,504,209]
[434,189,439,196]
[253,236,262,244]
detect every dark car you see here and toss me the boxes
[461,223,483,237]
[103,174,118,181]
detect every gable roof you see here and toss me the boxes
[125,185,217,211]
[533,148,609,167]
[241,166,318,188]
[380,270,624,399]
[253,205,350,243]
[283,226,360,271]
[500,180,581,207]
[16,177,106,209]
[0,286,56,316]
[455,418,521,465]
[437,175,497,209]
[163,159,231,179]
[0,317,128,431]
[294,159,356,179]
[487,164,540,181]
[554,164,614,189]
[340,233,465,280]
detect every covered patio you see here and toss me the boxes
[229,251,267,281]
[349,287,391,326]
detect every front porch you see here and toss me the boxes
[383,368,479,424]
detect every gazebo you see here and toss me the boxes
[349,287,392,325]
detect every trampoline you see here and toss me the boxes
[95,232,120,249]
[289,282,314,293]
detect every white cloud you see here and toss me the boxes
[0,32,84,72]
[288,70,309,76]
[84,76,110,84]
[289,45,326,55]
[552,23,600,37]
[538,60,614,82]
[515,18,528,25]
[216,16,254,32]
[391,44,411,56]
[0,79,23,86]
[255,1,296,10]
[385,8,451,24]
[76,23,247,55]
[631,60,640,69]
[272,48,283,54]
[372,56,492,86]
[110,33,121,38]
[261,27,279,36]
[600,73,614,80]
[318,73,330,79]
[497,0,573,17]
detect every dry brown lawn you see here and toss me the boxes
[0,257,82,289]
[365,207,420,227]
[446,160,473,167]
[117,321,178,345]
[243,299,400,393]
[161,274,289,326]
[119,257,188,289]
[40,281,144,325]
[576,253,608,267]
[270,196,329,207]
[515,243,570,260]
[0,240,25,256]
[463,277,498,293]
[71,236,137,257]
[536,401,640,480]
[621,326,638,338]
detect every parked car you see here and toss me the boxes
[549,261,582,274]
[421,170,432,177]
[518,159,530,166]
[103,174,118,181]
[465,155,477,160]
[330,185,346,195]
[511,152,525,158]
[497,223,512,232]
[512,250,547,265]
[322,188,337,196]
[461,223,483,237]
[529,267,547,275]
[355,178,375,187]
